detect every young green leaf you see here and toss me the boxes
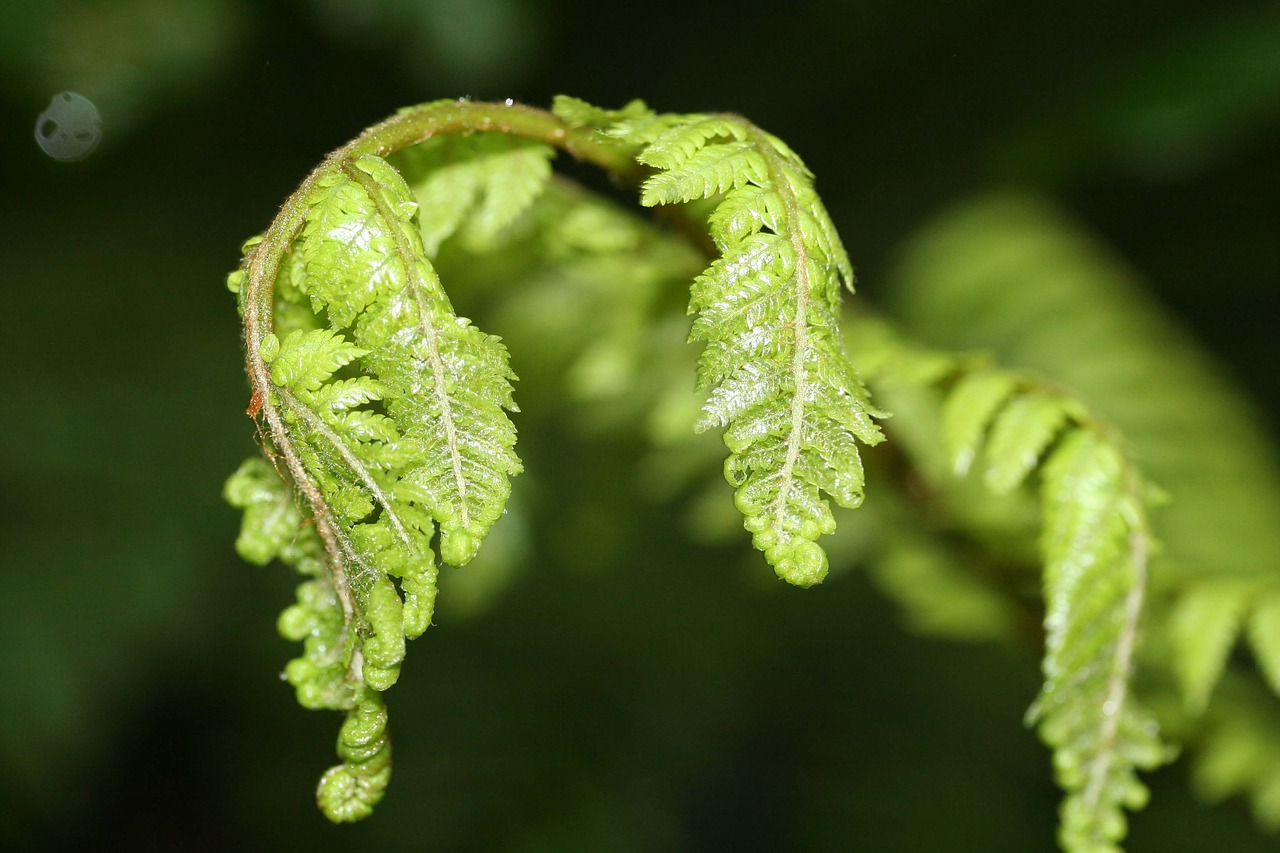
[1170,581,1251,712]
[940,369,1018,477]
[1032,430,1169,853]
[982,392,1075,494]
[619,108,882,585]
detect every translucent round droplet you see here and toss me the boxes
[34,92,102,162]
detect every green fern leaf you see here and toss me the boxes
[1170,581,1252,712]
[982,392,1076,494]
[940,369,1019,477]
[852,316,1173,850]
[1032,429,1169,853]
[395,134,555,255]
[626,111,882,585]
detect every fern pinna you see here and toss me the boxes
[225,97,1262,851]
[944,368,1170,851]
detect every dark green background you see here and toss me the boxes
[1,0,1277,849]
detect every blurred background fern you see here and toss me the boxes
[1,1,1277,850]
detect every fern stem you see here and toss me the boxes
[1083,522,1150,815]
[251,387,359,629]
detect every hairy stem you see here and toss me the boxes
[1083,521,1150,814]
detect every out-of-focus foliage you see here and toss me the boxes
[884,194,1280,719]
[0,0,246,139]
[1,1,1277,851]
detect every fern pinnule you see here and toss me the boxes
[315,691,393,823]
[394,134,555,255]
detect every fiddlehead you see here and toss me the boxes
[227,97,882,821]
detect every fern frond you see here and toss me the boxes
[1170,580,1253,712]
[292,153,523,567]
[958,373,1172,851]
[394,134,555,254]
[849,317,1171,852]
[614,110,882,585]
[1033,430,1168,852]
[889,192,1280,713]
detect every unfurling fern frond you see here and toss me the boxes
[948,374,1171,853]
[613,111,882,586]
[850,318,1171,853]
[229,142,527,820]
[229,98,886,821]
[890,193,1280,712]
[1032,431,1169,853]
